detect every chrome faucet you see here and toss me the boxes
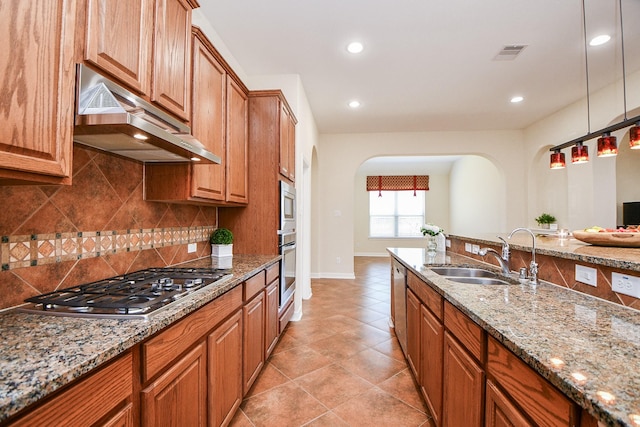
[508,227,538,284]
[479,237,510,275]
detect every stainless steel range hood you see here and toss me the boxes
[73,65,221,164]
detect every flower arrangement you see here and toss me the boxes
[420,223,443,237]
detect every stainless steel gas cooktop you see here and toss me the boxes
[18,267,232,320]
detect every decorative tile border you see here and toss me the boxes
[0,226,215,271]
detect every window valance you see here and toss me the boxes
[366,175,429,196]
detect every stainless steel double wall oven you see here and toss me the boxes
[279,181,296,309]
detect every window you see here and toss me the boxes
[369,191,424,238]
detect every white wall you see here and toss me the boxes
[450,156,505,235]
[315,131,524,278]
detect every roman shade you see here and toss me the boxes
[366,175,429,196]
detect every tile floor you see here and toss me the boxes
[229,257,434,427]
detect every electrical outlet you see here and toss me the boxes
[472,244,480,255]
[575,265,597,287]
[446,239,451,248]
[465,243,472,253]
[612,272,640,298]
[187,243,197,253]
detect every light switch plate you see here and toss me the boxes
[187,243,197,253]
[446,239,451,248]
[465,243,472,253]
[612,272,640,298]
[472,244,480,255]
[575,265,597,287]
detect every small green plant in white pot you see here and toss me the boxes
[535,213,557,230]
[210,228,233,258]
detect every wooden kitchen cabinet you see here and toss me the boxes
[406,288,421,378]
[442,301,485,427]
[485,379,533,427]
[242,271,267,394]
[420,304,443,426]
[144,27,249,206]
[279,104,296,182]
[151,0,195,120]
[83,0,196,119]
[141,343,207,427]
[487,336,578,427]
[84,0,152,94]
[219,91,297,254]
[0,0,76,185]
[442,331,484,427]
[243,291,265,394]
[225,77,249,204]
[208,310,243,427]
[265,265,280,359]
[8,352,133,427]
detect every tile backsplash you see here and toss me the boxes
[0,146,218,311]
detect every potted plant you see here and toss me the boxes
[420,223,444,254]
[210,228,233,258]
[535,213,557,230]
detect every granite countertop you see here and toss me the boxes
[0,254,280,422]
[389,248,640,427]
[451,232,640,272]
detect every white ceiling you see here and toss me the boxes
[199,0,640,135]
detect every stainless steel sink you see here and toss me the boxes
[430,267,497,278]
[444,277,512,285]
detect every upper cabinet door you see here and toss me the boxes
[226,78,249,204]
[0,0,76,184]
[84,0,152,94]
[279,104,290,180]
[191,34,226,201]
[152,0,192,120]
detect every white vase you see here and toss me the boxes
[211,244,233,258]
[426,236,437,254]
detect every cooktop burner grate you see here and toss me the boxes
[19,267,232,320]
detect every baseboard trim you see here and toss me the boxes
[354,252,390,257]
[310,272,356,280]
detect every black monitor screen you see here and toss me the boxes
[623,202,640,226]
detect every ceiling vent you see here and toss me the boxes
[493,45,527,61]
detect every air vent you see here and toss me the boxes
[493,45,527,61]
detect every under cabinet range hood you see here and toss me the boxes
[73,65,221,164]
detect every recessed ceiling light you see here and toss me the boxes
[590,35,611,46]
[348,100,361,108]
[347,42,364,54]
[133,133,148,140]
[510,96,524,103]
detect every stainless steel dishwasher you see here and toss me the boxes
[392,260,407,354]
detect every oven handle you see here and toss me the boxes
[280,242,296,252]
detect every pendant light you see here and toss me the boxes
[549,0,640,164]
[630,122,640,149]
[597,132,618,157]
[550,149,566,169]
[572,141,589,164]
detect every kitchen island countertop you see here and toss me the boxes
[0,254,280,422]
[390,247,640,427]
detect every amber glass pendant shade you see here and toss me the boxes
[630,124,640,149]
[571,142,589,164]
[597,133,617,157]
[550,151,566,169]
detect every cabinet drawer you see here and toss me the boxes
[407,272,443,319]
[487,337,578,427]
[266,262,280,285]
[244,270,266,301]
[143,286,242,382]
[444,301,484,363]
[10,352,132,426]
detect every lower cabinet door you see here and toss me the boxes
[142,343,207,427]
[485,380,533,427]
[208,310,243,427]
[406,288,421,379]
[243,292,265,394]
[265,280,279,359]
[420,304,443,426]
[442,332,484,427]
